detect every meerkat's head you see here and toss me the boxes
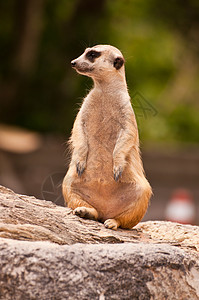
[71,45,125,81]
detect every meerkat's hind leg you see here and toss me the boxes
[73,207,98,221]
[104,219,120,230]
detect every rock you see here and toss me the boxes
[0,185,199,299]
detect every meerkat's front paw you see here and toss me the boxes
[76,160,86,177]
[104,219,120,230]
[73,146,88,177]
[73,207,98,220]
[113,165,123,182]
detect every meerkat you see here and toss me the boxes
[62,45,152,230]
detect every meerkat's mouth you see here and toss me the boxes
[72,61,93,73]
[75,66,94,73]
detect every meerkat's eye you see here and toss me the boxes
[86,50,101,62]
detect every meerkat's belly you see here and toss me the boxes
[84,106,122,173]
[71,137,137,221]
[71,107,135,220]
[71,178,137,221]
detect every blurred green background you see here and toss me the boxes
[0,0,199,224]
[1,0,199,143]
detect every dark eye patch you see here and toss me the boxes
[86,50,101,62]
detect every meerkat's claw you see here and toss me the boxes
[76,161,86,177]
[113,166,123,182]
[73,207,98,220]
[104,219,119,230]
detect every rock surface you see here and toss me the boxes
[0,185,199,299]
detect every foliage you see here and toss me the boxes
[0,0,199,144]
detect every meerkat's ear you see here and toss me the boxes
[113,56,125,70]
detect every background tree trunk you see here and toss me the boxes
[14,0,45,75]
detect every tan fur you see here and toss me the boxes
[63,45,152,230]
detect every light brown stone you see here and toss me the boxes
[0,185,199,299]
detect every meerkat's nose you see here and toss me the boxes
[71,60,76,67]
